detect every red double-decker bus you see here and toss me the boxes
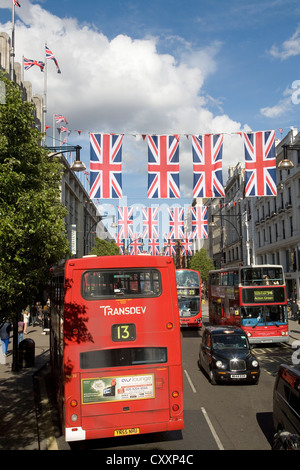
[208,265,289,344]
[50,255,184,442]
[175,269,202,328]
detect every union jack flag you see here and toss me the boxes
[163,237,176,256]
[117,206,134,239]
[168,207,185,239]
[45,44,61,73]
[130,234,142,255]
[192,134,225,198]
[14,0,21,7]
[148,238,160,256]
[142,207,159,239]
[90,133,124,199]
[191,206,208,239]
[181,233,193,256]
[147,135,180,198]
[24,58,45,72]
[243,130,277,197]
[54,113,67,123]
[113,233,124,254]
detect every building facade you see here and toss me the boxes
[1,31,110,259]
[254,128,300,299]
[207,128,300,299]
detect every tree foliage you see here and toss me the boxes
[0,73,69,317]
[90,237,121,256]
[189,247,214,284]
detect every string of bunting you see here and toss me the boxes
[88,130,277,200]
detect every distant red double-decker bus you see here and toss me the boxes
[175,269,202,328]
[208,265,289,344]
[50,255,184,442]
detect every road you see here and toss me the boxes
[55,309,296,451]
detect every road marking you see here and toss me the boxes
[201,407,224,451]
[184,369,197,393]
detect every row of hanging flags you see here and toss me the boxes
[89,130,277,199]
[112,205,207,254]
[115,234,194,256]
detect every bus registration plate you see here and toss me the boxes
[114,428,140,437]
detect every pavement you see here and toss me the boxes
[0,314,300,451]
[0,323,57,450]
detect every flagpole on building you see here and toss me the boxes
[43,43,47,144]
[10,1,15,81]
[21,55,24,83]
[52,113,55,146]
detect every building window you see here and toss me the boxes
[290,217,293,237]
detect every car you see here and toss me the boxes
[272,363,300,449]
[198,326,260,385]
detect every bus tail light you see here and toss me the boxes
[70,400,78,407]
[166,322,173,330]
[171,389,182,414]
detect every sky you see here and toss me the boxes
[1,0,300,236]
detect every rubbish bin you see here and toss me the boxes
[18,338,35,368]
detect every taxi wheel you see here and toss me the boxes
[209,369,217,385]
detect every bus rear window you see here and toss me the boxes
[82,269,161,299]
[80,347,168,369]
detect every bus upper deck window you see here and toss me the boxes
[82,269,162,299]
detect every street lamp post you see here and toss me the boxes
[210,213,244,266]
[84,215,117,255]
[277,144,297,170]
[46,145,86,172]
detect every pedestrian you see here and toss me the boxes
[22,305,30,334]
[31,302,38,326]
[291,300,298,321]
[18,319,24,344]
[0,318,11,356]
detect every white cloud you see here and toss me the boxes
[269,24,300,60]
[260,85,294,118]
[1,0,244,198]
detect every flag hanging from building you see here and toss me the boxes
[163,236,176,256]
[142,207,159,239]
[192,134,225,198]
[147,135,180,198]
[148,238,160,256]
[90,133,124,199]
[243,130,277,197]
[191,206,208,239]
[130,234,142,255]
[181,234,193,256]
[117,206,134,239]
[168,207,185,239]
[24,58,45,72]
[45,44,61,73]
[113,233,124,254]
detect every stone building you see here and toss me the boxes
[0,31,110,258]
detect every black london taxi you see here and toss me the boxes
[198,326,260,385]
[273,364,300,436]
